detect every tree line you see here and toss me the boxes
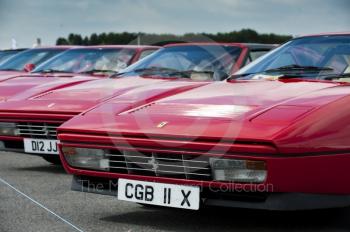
[56,29,292,46]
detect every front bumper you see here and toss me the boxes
[71,175,350,210]
[59,134,350,210]
[0,136,25,152]
[0,136,60,158]
[0,120,64,156]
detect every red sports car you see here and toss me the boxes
[30,45,160,77]
[0,46,71,81]
[119,43,275,80]
[58,33,350,210]
[0,43,274,164]
[0,45,160,102]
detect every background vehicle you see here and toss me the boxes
[32,45,160,76]
[0,43,275,164]
[0,47,72,84]
[0,45,160,101]
[58,33,350,210]
[0,46,159,83]
[0,47,71,75]
[119,43,276,80]
[0,48,27,64]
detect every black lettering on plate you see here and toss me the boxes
[181,190,191,207]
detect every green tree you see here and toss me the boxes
[56,29,292,46]
[56,37,69,45]
[89,33,100,45]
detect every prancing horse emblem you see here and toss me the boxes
[157,121,168,128]
[147,155,159,170]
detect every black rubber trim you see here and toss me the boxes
[71,175,350,210]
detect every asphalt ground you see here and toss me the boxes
[1,151,350,232]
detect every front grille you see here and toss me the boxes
[106,150,212,181]
[16,122,61,139]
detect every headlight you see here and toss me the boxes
[210,158,267,183]
[0,123,19,136]
[62,147,109,171]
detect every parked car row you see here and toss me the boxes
[1,32,350,211]
[0,42,275,160]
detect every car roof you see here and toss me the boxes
[82,45,160,50]
[0,48,28,52]
[295,32,350,39]
[164,42,277,50]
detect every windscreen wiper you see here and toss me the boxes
[79,69,119,74]
[136,67,214,77]
[322,73,350,80]
[36,69,72,73]
[168,70,215,78]
[0,68,19,71]
[112,67,179,77]
[264,64,334,73]
[133,67,181,73]
[227,65,334,81]
[113,67,184,78]
[115,67,215,79]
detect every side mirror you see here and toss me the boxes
[23,63,36,72]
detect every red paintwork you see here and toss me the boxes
[0,77,211,145]
[0,43,254,149]
[0,37,253,144]
[0,54,213,145]
[58,78,350,195]
[0,45,160,101]
[0,75,97,103]
[0,43,275,204]
[0,42,272,104]
[0,71,25,81]
[0,77,209,113]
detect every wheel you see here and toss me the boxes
[42,156,62,165]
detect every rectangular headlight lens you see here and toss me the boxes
[210,158,267,183]
[62,147,109,171]
[0,123,18,136]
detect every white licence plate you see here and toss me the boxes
[24,138,59,155]
[118,179,200,210]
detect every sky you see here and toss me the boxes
[0,0,349,48]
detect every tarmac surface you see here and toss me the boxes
[1,151,350,232]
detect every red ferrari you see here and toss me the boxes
[0,46,71,81]
[0,43,273,164]
[58,33,350,210]
[0,45,160,102]
[30,45,160,77]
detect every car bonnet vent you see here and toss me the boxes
[32,91,54,99]
[126,102,156,114]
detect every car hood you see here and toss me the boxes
[0,71,24,82]
[0,74,97,102]
[60,80,349,149]
[0,71,112,100]
[0,76,208,115]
